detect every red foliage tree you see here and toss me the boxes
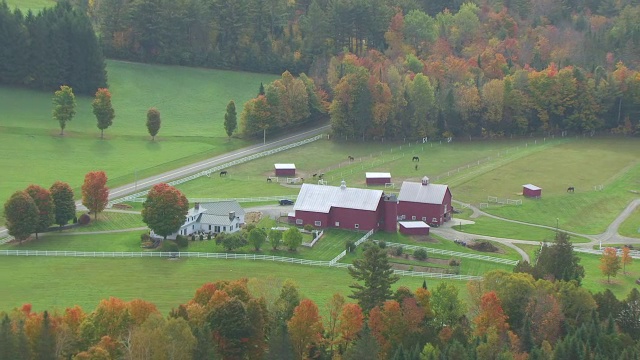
[25,184,55,239]
[141,183,188,239]
[288,299,324,360]
[81,171,109,219]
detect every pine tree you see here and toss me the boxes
[35,311,56,360]
[0,315,15,360]
[224,100,237,140]
[348,244,399,313]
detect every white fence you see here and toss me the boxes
[376,241,518,265]
[127,195,298,204]
[0,235,14,245]
[303,230,324,248]
[329,229,374,265]
[574,247,640,259]
[109,134,324,207]
[0,249,482,280]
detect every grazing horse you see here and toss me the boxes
[312,173,317,178]
[412,156,420,162]
[219,170,228,177]
[567,186,575,193]
[348,156,355,161]
[267,178,272,183]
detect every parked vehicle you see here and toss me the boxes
[279,199,294,206]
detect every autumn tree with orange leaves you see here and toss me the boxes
[600,247,621,283]
[622,246,633,274]
[142,183,188,239]
[288,299,324,360]
[81,171,109,220]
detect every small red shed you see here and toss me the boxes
[522,184,542,198]
[399,221,430,235]
[275,163,296,177]
[366,172,391,186]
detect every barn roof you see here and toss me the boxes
[522,184,541,191]
[398,181,449,204]
[275,163,296,169]
[199,201,245,216]
[294,183,383,213]
[399,221,430,229]
[366,172,391,178]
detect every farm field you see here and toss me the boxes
[618,206,640,238]
[578,253,640,299]
[456,215,590,243]
[0,256,453,315]
[65,211,146,232]
[0,60,277,216]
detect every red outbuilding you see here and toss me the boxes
[522,184,542,198]
[366,172,391,186]
[399,221,430,236]
[274,163,296,177]
[397,176,452,226]
[290,181,396,232]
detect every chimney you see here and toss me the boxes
[340,180,346,190]
[194,202,200,211]
[421,176,429,186]
[229,211,235,221]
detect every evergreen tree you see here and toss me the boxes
[35,311,56,360]
[343,324,379,360]
[0,3,29,85]
[224,100,237,140]
[13,320,29,360]
[534,232,585,284]
[146,107,161,141]
[348,244,399,313]
[258,82,265,96]
[0,314,14,360]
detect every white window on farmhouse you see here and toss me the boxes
[223,226,226,231]
[215,226,220,232]
[315,221,321,227]
[296,219,303,225]
[209,225,211,230]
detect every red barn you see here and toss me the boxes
[366,172,391,186]
[290,181,396,232]
[522,184,542,198]
[274,163,296,176]
[397,176,452,226]
[399,221,430,236]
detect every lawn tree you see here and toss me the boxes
[222,232,244,251]
[258,82,265,96]
[81,171,109,220]
[24,185,55,239]
[268,228,282,250]
[49,181,76,227]
[52,85,76,135]
[3,191,38,243]
[283,227,302,251]
[141,183,188,239]
[600,247,621,283]
[224,100,237,140]
[348,244,399,313]
[622,246,633,274]
[146,108,161,141]
[534,232,585,284]
[248,228,266,251]
[431,282,466,329]
[92,88,115,139]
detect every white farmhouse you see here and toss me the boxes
[157,201,245,239]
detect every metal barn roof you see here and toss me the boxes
[399,221,430,228]
[522,184,541,191]
[274,163,296,169]
[366,172,391,178]
[398,181,449,204]
[294,183,383,213]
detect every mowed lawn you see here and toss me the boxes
[0,256,461,315]
[0,60,277,215]
[456,215,590,243]
[450,138,640,234]
[578,253,640,299]
[618,206,640,238]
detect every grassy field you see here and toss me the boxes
[579,253,640,299]
[65,211,145,232]
[0,60,277,215]
[618,206,640,238]
[456,215,590,243]
[5,0,54,11]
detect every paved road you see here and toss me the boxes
[0,125,329,239]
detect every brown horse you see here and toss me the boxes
[567,186,575,193]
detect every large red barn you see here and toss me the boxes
[289,181,396,232]
[522,184,542,198]
[397,176,452,226]
[366,172,391,186]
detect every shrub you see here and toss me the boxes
[159,241,179,252]
[303,224,314,232]
[245,223,256,233]
[78,214,91,225]
[346,240,356,253]
[449,258,461,267]
[175,235,189,248]
[140,233,151,242]
[378,241,386,249]
[394,246,403,256]
[413,249,428,260]
[207,233,212,240]
[191,234,196,241]
[215,232,225,245]
[199,234,204,241]
[73,216,78,224]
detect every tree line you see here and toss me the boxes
[0,0,106,95]
[0,239,639,359]
[3,171,109,242]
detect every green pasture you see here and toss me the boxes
[618,206,640,238]
[456,215,590,243]
[4,0,54,11]
[514,244,540,263]
[0,60,277,214]
[578,253,640,299]
[65,211,145,232]
[0,256,458,316]
[450,138,640,234]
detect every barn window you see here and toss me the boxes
[412,216,416,220]
[432,218,437,223]
[354,224,360,229]
[296,219,303,225]
[335,222,340,227]
[422,217,427,221]
[315,221,321,227]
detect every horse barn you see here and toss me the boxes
[522,184,542,198]
[274,163,296,177]
[398,221,430,235]
[366,172,391,186]
[397,176,452,226]
[288,181,398,232]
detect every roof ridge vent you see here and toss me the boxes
[340,180,346,190]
